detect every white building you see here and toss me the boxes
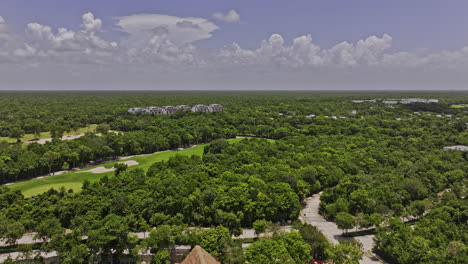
[351,100,376,103]
[148,107,166,115]
[163,106,178,115]
[443,146,468,151]
[128,108,145,114]
[208,104,224,112]
[129,104,223,115]
[400,98,439,104]
[191,104,210,112]
[383,100,399,105]
[175,105,191,111]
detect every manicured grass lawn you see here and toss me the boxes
[8,137,251,197]
[450,104,468,108]
[0,124,97,143]
[22,182,84,198]
[0,137,16,143]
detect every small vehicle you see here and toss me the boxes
[309,259,324,264]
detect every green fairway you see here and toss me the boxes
[22,182,84,198]
[0,124,97,143]
[7,137,250,197]
[450,104,468,108]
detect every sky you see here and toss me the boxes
[0,0,468,90]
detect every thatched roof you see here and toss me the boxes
[180,245,220,264]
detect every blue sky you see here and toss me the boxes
[0,0,467,90]
[3,0,468,50]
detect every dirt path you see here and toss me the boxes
[301,192,387,264]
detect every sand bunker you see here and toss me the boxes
[121,160,138,166]
[78,160,139,174]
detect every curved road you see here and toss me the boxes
[301,192,387,264]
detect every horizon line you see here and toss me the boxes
[0,89,468,93]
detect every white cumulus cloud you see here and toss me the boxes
[122,26,201,65]
[116,14,218,44]
[116,14,215,65]
[14,12,117,63]
[213,10,240,23]
[215,33,394,68]
[0,16,20,62]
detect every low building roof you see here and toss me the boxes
[180,245,220,264]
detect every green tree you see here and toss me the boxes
[87,214,137,263]
[167,134,181,149]
[114,162,128,176]
[8,127,24,141]
[299,223,331,260]
[0,220,25,245]
[245,232,311,264]
[34,218,64,243]
[145,225,182,250]
[369,213,384,227]
[152,249,171,264]
[50,125,66,139]
[335,212,356,234]
[43,151,61,174]
[326,240,363,264]
[96,123,111,135]
[445,241,468,264]
[245,239,294,264]
[253,219,270,235]
[54,231,89,264]
[193,226,232,259]
[280,232,313,264]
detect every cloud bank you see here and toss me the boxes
[0,12,467,90]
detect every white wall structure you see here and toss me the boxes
[128,104,223,115]
[191,104,210,112]
[443,146,468,151]
[208,104,224,112]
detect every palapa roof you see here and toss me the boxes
[180,245,220,264]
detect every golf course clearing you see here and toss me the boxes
[0,124,98,144]
[7,137,251,197]
[450,104,468,108]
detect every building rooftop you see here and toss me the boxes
[180,245,220,264]
[443,146,468,151]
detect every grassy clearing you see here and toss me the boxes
[450,104,468,109]
[22,182,84,198]
[0,124,97,143]
[7,137,252,197]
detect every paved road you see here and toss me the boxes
[0,227,292,262]
[0,250,57,263]
[301,192,387,264]
[133,226,292,240]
